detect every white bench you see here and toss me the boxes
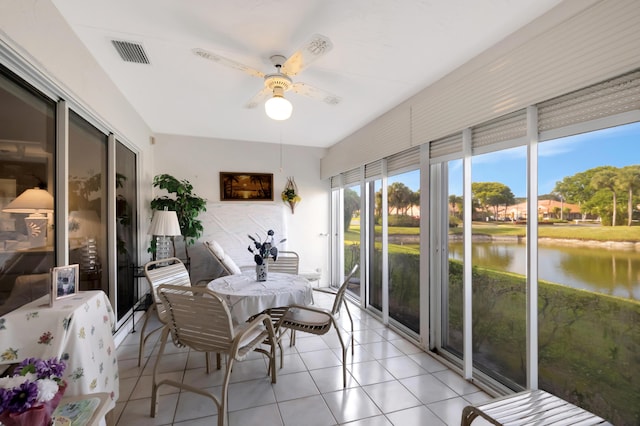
[461,389,612,426]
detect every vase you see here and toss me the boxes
[0,382,66,426]
[256,262,268,282]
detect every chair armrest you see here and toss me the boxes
[237,312,276,342]
[312,286,338,295]
[287,304,331,315]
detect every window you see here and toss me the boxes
[537,122,640,425]
[470,146,527,388]
[387,170,420,332]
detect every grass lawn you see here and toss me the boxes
[349,222,640,242]
[451,222,640,242]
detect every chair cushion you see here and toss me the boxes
[222,253,242,275]
[283,308,331,335]
[208,240,225,260]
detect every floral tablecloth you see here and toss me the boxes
[0,291,119,411]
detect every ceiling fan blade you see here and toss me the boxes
[281,34,333,76]
[291,82,341,105]
[192,48,264,78]
[245,87,271,109]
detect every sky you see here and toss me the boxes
[386,121,640,197]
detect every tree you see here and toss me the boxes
[388,182,411,215]
[449,194,463,219]
[554,166,608,220]
[591,166,619,226]
[343,188,360,232]
[472,182,515,220]
[615,165,640,226]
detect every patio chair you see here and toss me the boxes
[280,264,359,387]
[267,250,299,274]
[203,240,242,276]
[137,257,191,366]
[151,284,276,426]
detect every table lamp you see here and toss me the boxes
[2,187,54,248]
[148,209,181,260]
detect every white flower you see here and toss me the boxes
[0,375,28,389]
[36,378,59,402]
[23,372,37,382]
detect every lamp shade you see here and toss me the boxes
[2,187,54,214]
[265,95,293,121]
[148,210,181,236]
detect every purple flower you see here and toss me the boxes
[0,387,10,414]
[16,357,65,380]
[0,357,66,414]
[44,358,66,379]
[7,381,38,414]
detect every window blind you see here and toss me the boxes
[387,146,420,173]
[365,160,383,179]
[342,167,361,186]
[538,69,640,132]
[429,133,463,162]
[472,109,527,149]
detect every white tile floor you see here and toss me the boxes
[113,291,494,425]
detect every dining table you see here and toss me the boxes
[207,270,313,324]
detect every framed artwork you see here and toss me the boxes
[220,172,274,201]
[52,264,79,301]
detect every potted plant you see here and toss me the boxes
[149,174,206,261]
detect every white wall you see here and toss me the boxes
[152,134,330,285]
[0,0,156,263]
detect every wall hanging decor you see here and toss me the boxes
[220,172,273,201]
[281,177,301,214]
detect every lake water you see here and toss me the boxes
[449,241,640,300]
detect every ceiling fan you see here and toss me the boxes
[193,34,341,120]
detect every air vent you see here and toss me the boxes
[111,40,150,64]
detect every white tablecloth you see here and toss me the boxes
[207,271,312,324]
[0,291,119,412]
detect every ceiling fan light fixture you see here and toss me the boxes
[265,87,292,121]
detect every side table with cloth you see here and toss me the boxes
[0,290,119,416]
[207,271,313,325]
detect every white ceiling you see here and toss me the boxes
[51,0,562,148]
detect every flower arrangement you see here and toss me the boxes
[281,177,301,214]
[0,357,66,426]
[247,229,286,265]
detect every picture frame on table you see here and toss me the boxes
[220,172,274,201]
[52,264,79,302]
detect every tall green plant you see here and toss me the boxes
[150,174,206,259]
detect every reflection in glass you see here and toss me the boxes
[0,68,55,316]
[115,141,138,321]
[68,111,108,293]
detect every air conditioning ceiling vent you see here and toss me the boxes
[111,40,150,64]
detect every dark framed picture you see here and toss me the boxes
[52,264,79,301]
[220,172,274,201]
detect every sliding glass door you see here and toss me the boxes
[68,111,109,293]
[0,67,56,316]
